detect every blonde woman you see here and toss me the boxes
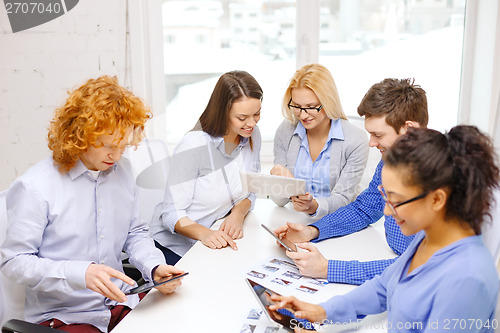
[272,64,368,218]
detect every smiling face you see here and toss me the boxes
[80,127,133,171]
[381,165,435,236]
[290,87,329,131]
[365,116,405,154]
[226,96,261,141]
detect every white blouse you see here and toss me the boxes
[150,127,261,256]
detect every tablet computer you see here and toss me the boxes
[240,171,306,198]
[261,224,297,252]
[125,272,188,295]
[246,278,316,331]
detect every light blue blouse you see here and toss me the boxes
[293,119,344,198]
[320,231,498,332]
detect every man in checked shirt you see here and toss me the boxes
[274,78,428,285]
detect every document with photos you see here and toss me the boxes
[245,256,334,304]
[239,308,289,333]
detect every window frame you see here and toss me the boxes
[130,0,500,155]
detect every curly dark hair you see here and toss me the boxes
[384,126,499,234]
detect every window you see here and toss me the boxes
[161,0,296,145]
[318,0,466,133]
[160,0,465,146]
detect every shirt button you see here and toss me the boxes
[100,235,104,239]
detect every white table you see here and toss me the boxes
[113,199,395,333]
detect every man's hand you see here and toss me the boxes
[152,265,185,295]
[274,222,319,243]
[286,243,328,279]
[85,263,135,303]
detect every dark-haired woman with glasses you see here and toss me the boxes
[270,125,499,332]
[271,63,369,218]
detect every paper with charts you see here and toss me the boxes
[241,256,334,333]
[246,256,333,303]
[239,308,289,333]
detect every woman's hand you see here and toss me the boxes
[270,164,294,178]
[291,193,318,215]
[219,210,244,240]
[175,217,237,250]
[269,295,327,330]
[200,229,238,250]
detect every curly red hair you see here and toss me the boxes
[48,75,152,173]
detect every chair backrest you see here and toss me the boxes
[125,139,170,223]
[0,190,26,327]
[348,115,378,192]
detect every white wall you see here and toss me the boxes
[0,0,129,190]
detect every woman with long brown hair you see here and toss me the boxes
[150,71,263,264]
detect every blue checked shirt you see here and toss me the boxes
[310,160,415,285]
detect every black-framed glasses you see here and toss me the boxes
[287,98,323,114]
[377,185,428,216]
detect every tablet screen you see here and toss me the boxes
[246,279,317,331]
[246,278,295,331]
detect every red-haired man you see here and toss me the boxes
[1,76,184,332]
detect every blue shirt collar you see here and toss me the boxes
[212,135,250,156]
[293,119,345,141]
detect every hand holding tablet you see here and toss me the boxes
[125,272,189,295]
[261,224,297,252]
[246,279,316,331]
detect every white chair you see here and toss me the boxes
[348,115,379,191]
[125,138,170,223]
[0,189,25,327]
[122,139,170,280]
[0,190,57,332]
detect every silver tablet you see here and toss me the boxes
[240,171,306,198]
